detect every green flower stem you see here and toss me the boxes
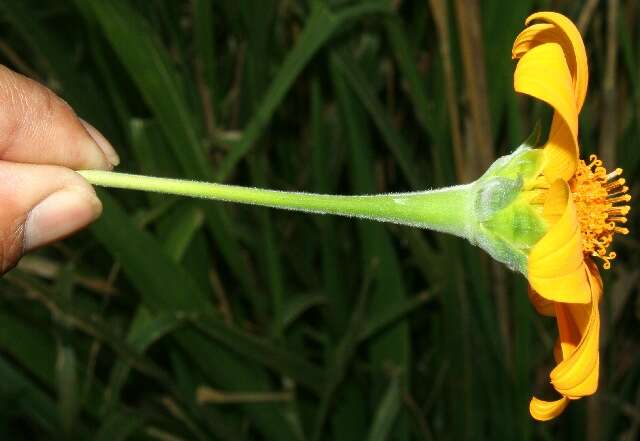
[78,170,475,239]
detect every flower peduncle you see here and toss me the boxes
[78,170,477,241]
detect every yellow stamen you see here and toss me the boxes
[571,154,631,269]
[604,178,625,190]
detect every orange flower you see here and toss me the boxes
[512,12,631,421]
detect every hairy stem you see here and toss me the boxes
[78,170,475,239]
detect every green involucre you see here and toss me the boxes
[468,146,548,274]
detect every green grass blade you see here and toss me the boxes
[333,51,425,188]
[79,0,208,178]
[0,355,61,433]
[94,410,145,441]
[216,1,393,180]
[366,373,402,441]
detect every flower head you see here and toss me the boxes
[510,12,631,421]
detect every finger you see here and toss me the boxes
[80,119,120,166]
[0,65,119,169]
[0,161,102,273]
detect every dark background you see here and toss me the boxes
[0,1,638,440]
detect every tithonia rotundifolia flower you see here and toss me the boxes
[77,10,630,424]
[511,12,630,421]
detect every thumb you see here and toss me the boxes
[0,161,102,274]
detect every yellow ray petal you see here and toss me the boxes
[530,396,569,421]
[552,337,599,397]
[528,287,555,317]
[513,13,589,111]
[550,265,601,396]
[513,23,553,57]
[528,180,590,303]
[537,166,567,224]
[529,223,583,275]
[555,303,581,360]
[526,12,589,111]
[514,43,579,181]
[553,338,563,364]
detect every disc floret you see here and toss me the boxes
[571,154,631,269]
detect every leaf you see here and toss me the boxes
[216,0,393,180]
[94,410,145,441]
[56,344,80,436]
[366,374,402,441]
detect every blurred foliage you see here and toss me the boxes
[0,0,638,440]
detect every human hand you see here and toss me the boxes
[0,65,119,273]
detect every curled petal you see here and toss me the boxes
[551,315,599,396]
[530,396,569,421]
[528,287,555,317]
[514,43,579,182]
[553,338,563,364]
[513,12,589,111]
[528,180,590,303]
[513,23,555,58]
[554,302,582,360]
[550,263,601,397]
[526,12,588,110]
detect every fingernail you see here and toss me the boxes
[24,188,102,251]
[80,119,120,167]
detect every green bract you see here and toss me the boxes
[468,146,548,274]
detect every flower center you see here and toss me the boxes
[571,155,631,269]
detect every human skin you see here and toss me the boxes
[0,64,119,273]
